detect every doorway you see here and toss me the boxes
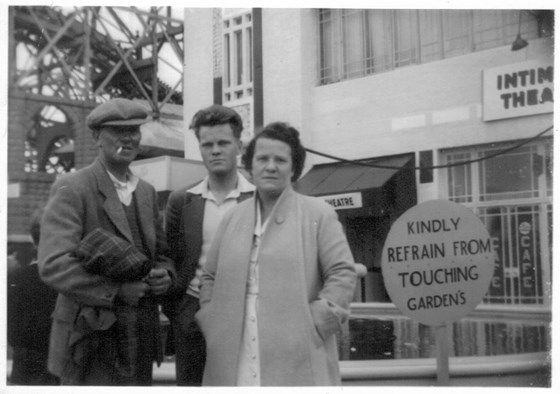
[346,216,392,302]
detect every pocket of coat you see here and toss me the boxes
[308,305,325,349]
[311,324,325,349]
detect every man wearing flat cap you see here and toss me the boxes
[38,98,175,385]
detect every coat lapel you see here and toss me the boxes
[92,159,134,245]
[135,182,156,258]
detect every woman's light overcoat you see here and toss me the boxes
[196,186,357,386]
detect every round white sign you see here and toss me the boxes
[381,200,495,326]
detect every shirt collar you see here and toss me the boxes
[106,168,139,190]
[188,171,255,199]
[254,195,271,235]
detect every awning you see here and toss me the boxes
[139,117,185,157]
[134,100,185,158]
[130,156,207,192]
[295,155,413,196]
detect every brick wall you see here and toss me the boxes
[6,93,96,238]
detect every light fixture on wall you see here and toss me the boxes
[511,11,529,51]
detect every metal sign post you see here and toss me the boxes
[435,323,450,385]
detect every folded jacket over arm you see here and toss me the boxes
[74,227,151,281]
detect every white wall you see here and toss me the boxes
[182,9,553,176]
[183,8,215,161]
[260,9,553,166]
[261,9,318,175]
[259,10,553,205]
[307,37,553,163]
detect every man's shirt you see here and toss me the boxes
[187,173,255,297]
[106,169,139,206]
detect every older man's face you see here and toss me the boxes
[96,125,142,166]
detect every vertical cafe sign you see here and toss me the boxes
[381,200,495,326]
[483,59,554,121]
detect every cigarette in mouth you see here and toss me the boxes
[117,147,123,154]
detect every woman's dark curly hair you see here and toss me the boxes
[242,122,306,182]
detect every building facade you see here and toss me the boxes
[182,9,553,308]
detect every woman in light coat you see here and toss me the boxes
[195,122,357,386]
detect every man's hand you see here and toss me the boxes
[144,268,171,295]
[117,281,150,306]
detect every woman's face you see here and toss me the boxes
[252,137,294,200]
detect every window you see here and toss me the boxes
[223,10,253,103]
[319,9,545,85]
[480,205,544,304]
[25,105,75,174]
[478,145,540,201]
[444,139,552,306]
[447,152,473,203]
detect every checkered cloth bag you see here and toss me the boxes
[75,227,151,281]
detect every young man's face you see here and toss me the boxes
[96,126,142,166]
[198,123,241,177]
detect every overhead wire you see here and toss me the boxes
[304,125,553,171]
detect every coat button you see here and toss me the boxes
[275,215,285,224]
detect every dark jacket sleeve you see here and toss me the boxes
[151,186,175,281]
[164,189,187,296]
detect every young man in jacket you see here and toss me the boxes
[164,105,254,386]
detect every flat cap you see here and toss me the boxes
[87,98,149,130]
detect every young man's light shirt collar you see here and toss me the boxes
[188,171,255,202]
